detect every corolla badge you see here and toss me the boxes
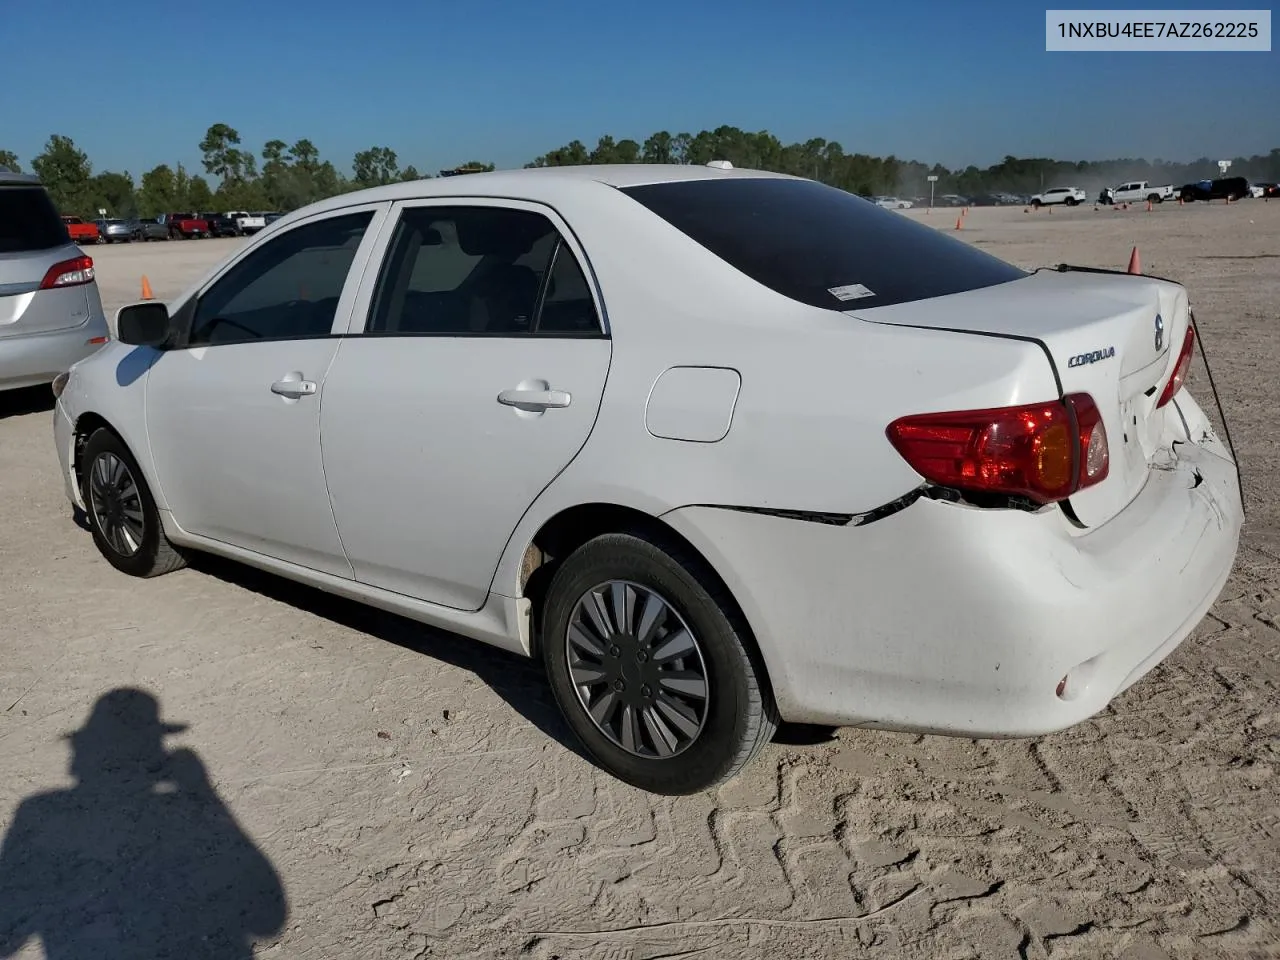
[1154,313,1164,351]
[1067,346,1116,368]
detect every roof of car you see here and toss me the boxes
[296,163,801,220]
[0,170,42,186]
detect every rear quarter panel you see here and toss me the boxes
[488,182,1059,596]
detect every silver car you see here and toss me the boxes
[94,218,135,243]
[0,171,111,392]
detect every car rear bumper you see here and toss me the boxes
[0,316,110,391]
[661,389,1243,736]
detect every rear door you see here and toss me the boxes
[0,183,94,338]
[320,198,611,611]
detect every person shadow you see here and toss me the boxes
[0,688,287,959]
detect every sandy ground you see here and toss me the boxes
[1,204,1277,959]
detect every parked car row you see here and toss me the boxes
[901,176,1279,209]
[69,211,288,244]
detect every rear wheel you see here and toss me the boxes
[81,428,187,578]
[540,530,778,794]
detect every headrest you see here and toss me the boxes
[455,210,546,258]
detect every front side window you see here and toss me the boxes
[188,210,373,346]
[366,206,599,336]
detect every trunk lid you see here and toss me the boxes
[852,269,1189,528]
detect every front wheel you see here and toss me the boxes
[1065,197,1079,206]
[81,428,187,578]
[540,530,778,794]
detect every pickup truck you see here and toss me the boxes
[1029,186,1086,207]
[60,215,100,244]
[1178,177,1251,203]
[1102,181,1177,205]
[226,210,267,235]
[161,212,209,239]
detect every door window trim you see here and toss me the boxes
[344,196,610,340]
[169,201,392,349]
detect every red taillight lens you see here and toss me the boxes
[1155,326,1195,409]
[886,393,1109,505]
[39,255,95,290]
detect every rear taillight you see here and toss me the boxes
[1155,325,1195,408]
[886,393,1109,505]
[39,255,95,290]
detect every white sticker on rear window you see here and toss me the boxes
[828,283,875,301]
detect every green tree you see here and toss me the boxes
[187,175,214,211]
[0,150,19,172]
[89,171,137,217]
[31,135,93,215]
[199,123,255,183]
[642,132,673,164]
[352,146,400,187]
[136,164,177,216]
[400,165,423,182]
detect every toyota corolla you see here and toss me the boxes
[51,163,1243,794]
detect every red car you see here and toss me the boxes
[61,215,100,245]
[160,212,210,239]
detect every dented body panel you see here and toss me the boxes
[661,387,1241,730]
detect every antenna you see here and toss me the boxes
[706,160,733,170]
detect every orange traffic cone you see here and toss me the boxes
[140,276,153,300]
[1127,246,1141,274]
[955,216,963,230]
[1146,199,1153,212]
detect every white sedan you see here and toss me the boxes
[51,164,1243,794]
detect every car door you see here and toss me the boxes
[320,199,612,610]
[145,203,388,576]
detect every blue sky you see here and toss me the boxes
[2,0,1275,179]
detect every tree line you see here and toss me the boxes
[3,123,1278,220]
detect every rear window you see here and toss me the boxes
[619,177,1026,311]
[0,186,68,253]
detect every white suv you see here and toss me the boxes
[1030,187,1086,207]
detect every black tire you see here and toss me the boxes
[540,529,778,795]
[1148,194,1162,204]
[80,428,187,578]
[1031,199,1042,208]
[1065,197,1079,206]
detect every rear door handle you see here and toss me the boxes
[271,378,317,399]
[497,388,571,410]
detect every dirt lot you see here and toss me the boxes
[1,204,1277,959]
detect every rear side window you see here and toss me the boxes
[0,187,67,253]
[619,178,1026,311]
[367,206,600,336]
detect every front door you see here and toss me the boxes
[320,200,611,610]
[145,206,385,576]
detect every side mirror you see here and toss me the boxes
[117,302,172,347]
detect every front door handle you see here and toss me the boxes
[497,388,571,410]
[271,377,317,399]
